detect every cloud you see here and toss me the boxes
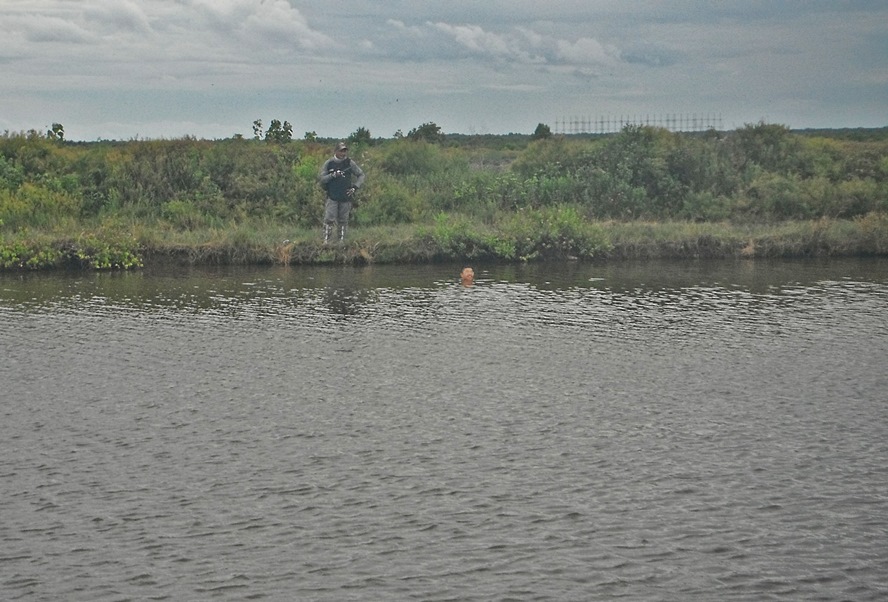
[555,37,619,65]
[18,15,94,44]
[2,1,886,139]
[190,0,333,51]
[621,44,681,68]
[382,19,622,69]
[431,22,540,64]
[84,0,152,35]
[4,0,332,60]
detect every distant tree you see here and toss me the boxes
[348,126,372,146]
[47,122,65,141]
[265,119,293,144]
[532,123,552,140]
[408,122,444,143]
[304,131,318,142]
[733,121,798,172]
[252,119,263,140]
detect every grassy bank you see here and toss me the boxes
[2,211,886,270]
[3,122,887,270]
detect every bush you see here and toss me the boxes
[577,166,649,219]
[452,171,527,214]
[72,234,142,269]
[731,121,801,173]
[511,137,594,178]
[741,173,811,220]
[0,183,82,230]
[679,191,732,221]
[0,155,24,190]
[835,178,886,217]
[500,205,610,259]
[378,140,442,176]
[354,173,422,225]
[0,239,62,269]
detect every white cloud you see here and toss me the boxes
[431,22,527,61]
[190,0,332,50]
[385,20,618,68]
[84,0,152,35]
[4,0,332,61]
[385,19,419,35]
[1,1,885,139]
[18,15,94,44]
[555,37,619,66]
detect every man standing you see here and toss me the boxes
[318,141,365,243]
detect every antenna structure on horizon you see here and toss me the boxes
[554,113,723,134]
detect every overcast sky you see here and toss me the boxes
[2,0,886,141]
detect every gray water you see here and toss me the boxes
[1,259,886,601]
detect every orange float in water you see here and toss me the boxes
[460,267,475,286]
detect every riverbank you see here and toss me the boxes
[2,213,886,271]
[3,124,886,271]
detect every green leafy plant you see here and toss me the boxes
[73,235,143,270]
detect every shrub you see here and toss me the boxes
[0,183,82,229]
[740,172,811,220]
[835,179,886,218]
[498,205,611,259]
[0,155,24,190]
[73,234,142,269]
[354,173,422,225]
[731,121,801,173]
[418,212,488,258]
[452,171,527,214]
[378,140,442,175]
[577,166,649,219]
[0,239,62,269]
[511,137,594,178]
[679,191,732,221]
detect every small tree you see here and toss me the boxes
[265,119,293,144]
[732,121,798,172]
[408,122,444,143]
[252,119,264,140]
[532,123,552,140]
[349,126,372,146]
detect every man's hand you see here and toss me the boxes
[346,186,356,197]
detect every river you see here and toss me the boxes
[1,258,886,601]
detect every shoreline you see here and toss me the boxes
[3,215,886,271]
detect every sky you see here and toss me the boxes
[1,0,886,141]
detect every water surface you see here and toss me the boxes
[2,259,887,600]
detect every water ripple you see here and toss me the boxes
[2,260,887,600]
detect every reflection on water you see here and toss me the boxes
[2,257,885,310]
[1,258,887,601]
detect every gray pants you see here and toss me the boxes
[324,198,351,226]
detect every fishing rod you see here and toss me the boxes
[327,165,353,178]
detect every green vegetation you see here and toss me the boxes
[2,122,887,270]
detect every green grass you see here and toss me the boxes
[3,212,886,271]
